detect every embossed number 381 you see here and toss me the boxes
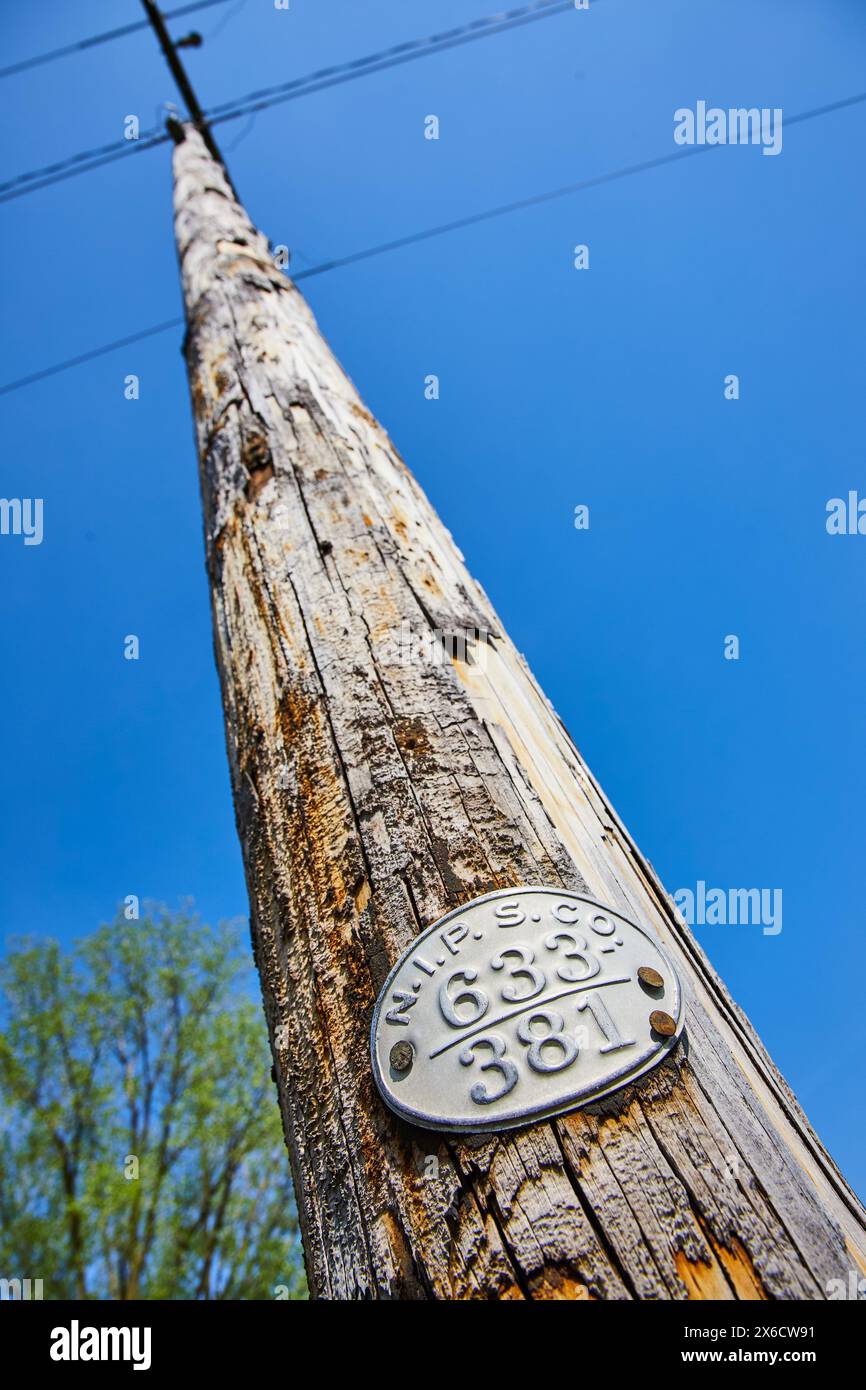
[459,1011,580,1104]
[458,1035,518,1106]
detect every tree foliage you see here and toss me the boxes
[0,909,306,1300]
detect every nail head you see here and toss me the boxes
[649,1009,677,1037]
[638,966,665,990]
[390,1041,414,1073]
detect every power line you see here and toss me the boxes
[291,87,866,281]
[290,147,722,281]
[0,132,172,203]
[0,0,233,80]
[206,0,576,121]
[0,0,576,203]
[0,319,184,396]
[3,88,864,399]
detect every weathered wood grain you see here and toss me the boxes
[172,125,866,1299]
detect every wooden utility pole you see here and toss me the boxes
[171,122,866,1299]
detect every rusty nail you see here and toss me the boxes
[390,1041,414,1073]
[638,966,665,990]
[649,1010,677,1037]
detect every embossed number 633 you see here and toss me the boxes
[438,933,601,1029]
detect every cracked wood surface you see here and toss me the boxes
[172,126,866,1300]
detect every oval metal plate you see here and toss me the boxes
[371,888,685,1132]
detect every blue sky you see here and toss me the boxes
[1,0,865,1196]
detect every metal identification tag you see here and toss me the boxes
[371,888,685,1133]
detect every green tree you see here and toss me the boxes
[0,908,306,1300]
